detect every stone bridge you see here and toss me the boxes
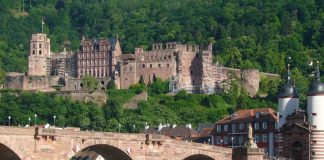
[0,126,265,160]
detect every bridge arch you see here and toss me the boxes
[183,154,214,160]
[72,144,132,160]
[0,143,21,160]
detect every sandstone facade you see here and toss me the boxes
[4,33,278,96]
[0,126,266,160]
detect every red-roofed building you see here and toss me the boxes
[212,108,279,157]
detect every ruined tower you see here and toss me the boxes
[28,33,51,76]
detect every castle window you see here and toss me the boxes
[168,55,171,59]
[39,43,42,48]
[164,56,166,60]
[129,66,132,71]
[142,64,145,68]
[39,50,42,55]
[32,50,35,55]
[158,64,161,67]
[312,113,317,116]
[150,64,152,68]
[190,70,193,75]
[33,44,35,49]
[167,64,170,67]
[101,70,104,77]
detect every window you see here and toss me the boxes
[129,66,132,72]
[39,50,42,55]
[32,50,35,55]
[275,122,279,129]
[254,123,259,130]
[256,112,260,118]
[33,44,35,49]
[232,124,236,133]
[216,125,221,132]
[262,122,267,129]
[224,124,228,132]
[167,63,170,67]
[254,134,260,142]
[190,70,193,75]
[263,134,268,142]
[158,64,161,67]
[142,64,145,68]
[39,43,42,48]
[239,136,244,145]
[312,113,317,116]
[274,134,279,142]
[150,64,152,68]
[216,136,221,144]
[224,136,229,144]
[239,123,245,130]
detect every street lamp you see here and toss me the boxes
[53,115,56,127]
[118,123,121,133]
[144,122,148,134]
[34,114,37,126]
[231,137,234,148]
[221,139,223,147]
[208,138,211,145]
[8,116,11,126]
[28,117,31,126]
[133,124,136,133]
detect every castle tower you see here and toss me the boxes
[307,61,324,159]
[28,33,51,76]
[278,62,299,128]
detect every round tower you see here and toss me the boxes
[278,63,299,129]
[307,61,324,159]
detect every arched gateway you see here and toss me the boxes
[72,144,131,160]
[0,143,21,160]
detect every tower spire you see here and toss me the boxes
[315,60,320,81]
[287,56,292,84]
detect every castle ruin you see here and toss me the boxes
[4,33,277,97]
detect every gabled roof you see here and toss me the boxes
[281,123,310,133]
[216,108,278,124]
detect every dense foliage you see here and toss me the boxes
[0,77,276,132]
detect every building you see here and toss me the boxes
[277,61,324,160]
[4,33,278,96]
[212,108,279,156]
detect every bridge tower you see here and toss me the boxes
[277,62,299,128]
[28,33,51,76]
[307,61,324,159]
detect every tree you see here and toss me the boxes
[81,75,98,91]
[106,80,116,89]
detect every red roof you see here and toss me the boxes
[216,108,278,125]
